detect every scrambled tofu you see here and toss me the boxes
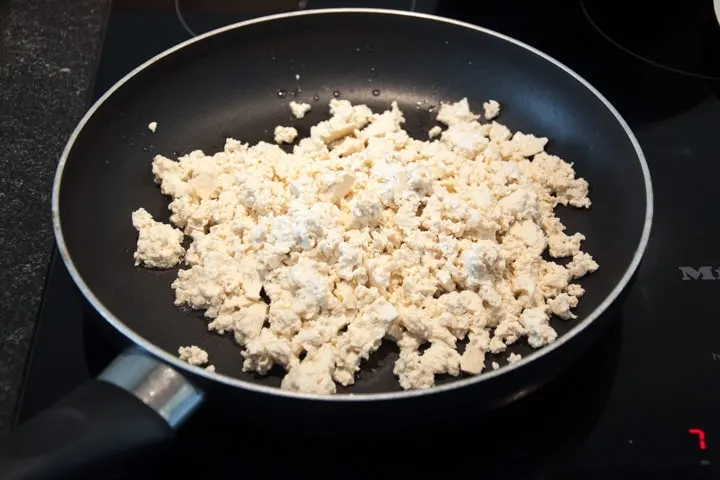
[133,97,598,394]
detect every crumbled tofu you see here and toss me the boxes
[148,121,157,133]
[178,345,215,371]
[274,126,298,144]
[483,100,500,120]
[289,101,312,119]
[134,97,597,394]
[507,352,523,364]
[436,98,478,126]
[428,125,442,139]
[131,208,185,269]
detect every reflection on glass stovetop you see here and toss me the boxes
[14,1,720,479]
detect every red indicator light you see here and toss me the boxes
[689,428,707,450]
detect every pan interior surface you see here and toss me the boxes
[57,11,649,396]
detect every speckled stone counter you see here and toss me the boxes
[0,0,110,431]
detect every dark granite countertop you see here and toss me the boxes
[0,0,110,432]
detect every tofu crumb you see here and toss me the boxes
[148,121,157,133]
[179,345,208,364]
[428,125,442,139]
[274,125,298,144]
[483,100,500,120]
[131,208,184,269]
[289,101,312,119]
[507,352,523,364]
[135,97,597,394]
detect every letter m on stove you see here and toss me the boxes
[678,266,718,280]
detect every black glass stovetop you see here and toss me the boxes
[13,1,720,478]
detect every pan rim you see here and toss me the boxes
[52,7,654,402]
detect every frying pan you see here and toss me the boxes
[0,8,652,479]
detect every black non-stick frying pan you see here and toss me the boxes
[0,8,652,479]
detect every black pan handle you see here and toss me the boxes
[0,347,205,479]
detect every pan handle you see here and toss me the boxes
[0,347,205,479]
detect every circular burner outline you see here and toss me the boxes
[175,0,420,38]
[580,0,720,81]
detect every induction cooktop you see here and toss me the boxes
[12,1,720,478]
